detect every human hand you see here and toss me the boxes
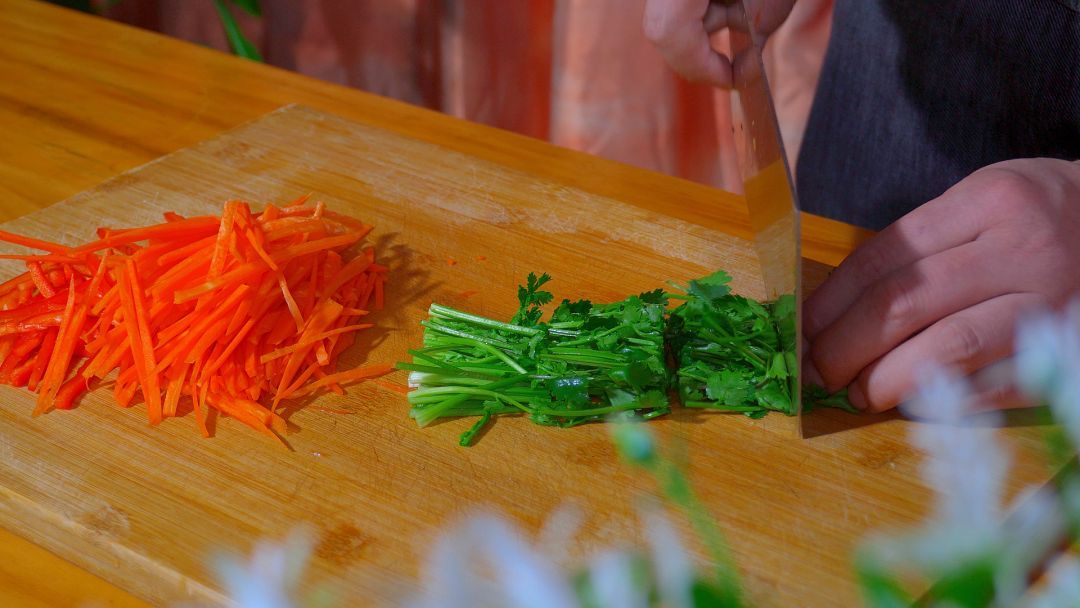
[643,0,795,88]
[804,158,1080,412]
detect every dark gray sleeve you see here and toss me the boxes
[796,0,1080,230]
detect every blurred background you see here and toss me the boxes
[59,0,835,193]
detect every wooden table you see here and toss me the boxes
[0,1,1049,606]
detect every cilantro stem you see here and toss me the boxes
[409,386,533,412]
[421,320,517,349]
[429,303,542,336]
[397,363,507,380]
[458,410,492,446]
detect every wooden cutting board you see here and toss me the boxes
[0,105,1055,607]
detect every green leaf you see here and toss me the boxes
[691,578,745,608]
[551,298,591,323]
[549,376,590,407]
[228,0,262,17]
[855,562,913,608]
[765,351,790,380]
[639,288,668,305]
[755,381,792,414]
[687,270,733,300]
[705,370,753,406]
[923,558,997,608]
[802,384,858,414]
[511,272,553,326]
[212,0,263,61]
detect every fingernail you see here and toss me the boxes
[803,358,825,387]
[848,383,869,411]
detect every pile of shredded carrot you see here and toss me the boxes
[0,197,391,443]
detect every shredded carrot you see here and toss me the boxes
[0,230,71,254]
[374,379,411,395]
[289,363,393,397]
[0,199,388,443]
[27,263,56,298]
[446,257,457,266]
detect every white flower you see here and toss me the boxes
[409,504,701,608]
[902,365,1009,566]
[995,487,1069,604]
[642,507,693,608]
[410,514,579,608]
[1024,556,1080,608]
[587,551,648,608]
[1015,301,1080,450]
[859,366,1011,573]
[211,526,314,608]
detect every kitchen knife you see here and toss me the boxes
[726,0,804,433]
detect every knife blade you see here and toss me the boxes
[726,0,804,433]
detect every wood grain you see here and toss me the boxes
[0,105,1058,608]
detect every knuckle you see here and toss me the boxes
[855,368,894,414]
[808,342,847,392]
[848,243,894,289]
[870,274,921,327]
[977,167,1043,216]
[938,317,985,364]
[642,13,670,44]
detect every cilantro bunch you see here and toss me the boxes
[399,273,671,446]
[666,271,798,417]
[399,271,852,445]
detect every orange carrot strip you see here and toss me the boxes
[289,364,394,398]
[262,219,331,242]
[27,326,58,392]
[374,379,411,395]
[27,262,56,298]
[0,254,82,264]
[154,285,251,372]
[70,216,220,254]
[116,262,161,424]
[197,318,258,385]
[157,235,217,267]
[242,227,278,271]
[209,201,240,278]
[209,394,287,436]
[54,360,94,410]
[274,232,364,261]
[271,300,343,410]
[163,366,186,418]
[0,274,33,302]
[0,332,42,384]
[32,277,77,416]
[184,317,230,367]
[278,361,321,401]
[318,255,371,302]
[126,258,164,422]
[0,336,16,367]
[259,324,373,364]
[0,230,71,254]
[172,260,265,304]
[277,273,304,333]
